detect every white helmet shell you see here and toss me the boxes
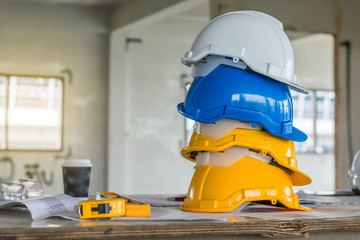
[182,11,308,94]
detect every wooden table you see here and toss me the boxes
[2,206,360,240]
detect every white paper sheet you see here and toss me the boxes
[0,194,80,220]
[299,194,360,205]
[232,204,360,221]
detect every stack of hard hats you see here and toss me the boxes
[177,11,312,212]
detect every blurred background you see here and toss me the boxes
[0,0,356,195]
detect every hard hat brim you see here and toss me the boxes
[182,55,309,95]
[181,159,313,212]
[178,102,308,142]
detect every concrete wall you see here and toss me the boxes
[0,2,110,194]
[108,0,210,194]
[210,0,360,188]
[110,0,182,30]
[292,33,334,91]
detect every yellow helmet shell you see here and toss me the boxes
[181,128,311,186]
[181,156,312,212]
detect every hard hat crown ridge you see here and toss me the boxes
[181,10,308,94]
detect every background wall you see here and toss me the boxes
[0,1,110,194]
[108,0,209,194]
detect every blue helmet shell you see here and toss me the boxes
[177,65,307,142]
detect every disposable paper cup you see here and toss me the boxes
[62,159,92,198]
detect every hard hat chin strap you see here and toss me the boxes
[269,159,291,175]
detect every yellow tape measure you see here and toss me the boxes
[76,192,150,219]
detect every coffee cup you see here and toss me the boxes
[62,159,92,198]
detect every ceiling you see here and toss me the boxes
[0,0,128,5]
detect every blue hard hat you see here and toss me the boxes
[177,65,307,142]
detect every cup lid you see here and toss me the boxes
[62,159,92,167]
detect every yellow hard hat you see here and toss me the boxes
[181,154,312,212]
[181,128,311,186]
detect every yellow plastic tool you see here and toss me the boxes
[125,203,151,217]
[77,199,126,219]
[98,192,147,205]
[181,156,312,212]
[98,192,119,199]
[181,128,311,186]
[77,192,151,218]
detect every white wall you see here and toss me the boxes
[292,33,334,91]
[294,154,335,192]
[0,2,110,194]
[108,0,210,194]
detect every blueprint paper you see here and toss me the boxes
[0,194,80,220]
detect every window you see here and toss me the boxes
[290,32,335,191]
[292,90,335,154]
[0,75,64,151]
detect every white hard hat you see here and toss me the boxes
[347,150,360,194]
[182,11,308,94]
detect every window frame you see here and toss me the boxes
[293,89,335,155]
[0,73,65,152]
